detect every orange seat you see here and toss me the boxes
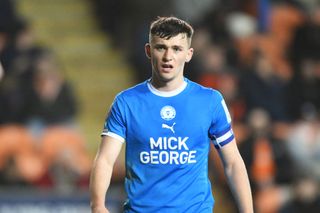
[0,125,34,168]
[0,125,45,182]
[39,127,91,175]
[270,4,305,44]
[236,5,305,80]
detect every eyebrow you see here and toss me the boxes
[154,44,167,48]
[153,44,184,50]
[172,45,183,50]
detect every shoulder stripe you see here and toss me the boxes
[221,99,232,123]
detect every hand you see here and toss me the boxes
[91,206,110,213]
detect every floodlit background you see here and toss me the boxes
[0,0,320,212]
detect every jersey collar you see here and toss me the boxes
[147,79,188,97]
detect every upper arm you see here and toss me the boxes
[102,95,126,141]
[95,136,124,167]
[217,138,242,167]
[209,91,234,149]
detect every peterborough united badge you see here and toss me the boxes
[160,105,176,121]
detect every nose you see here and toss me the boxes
[163,49,173,62]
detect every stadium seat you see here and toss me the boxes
[0,125,46,182]
[39,126,91,176]
[0,125,34,168]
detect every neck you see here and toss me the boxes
[150,76,185,92]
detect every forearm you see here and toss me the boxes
[90,158,113,209]
[224,157,253,213]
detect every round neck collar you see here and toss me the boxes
[147,79,187,97]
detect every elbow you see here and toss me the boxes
[224,155,247,178]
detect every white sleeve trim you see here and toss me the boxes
[221,99,232,123]
[216,130,233,143]
[101,131,125,143]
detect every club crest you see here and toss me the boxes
[160,105,176,121]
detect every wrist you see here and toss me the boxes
[91,205,108,213]
[90,201,105,209]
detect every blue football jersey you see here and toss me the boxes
[102,79,234,213]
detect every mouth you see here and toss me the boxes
[161,64,174,72]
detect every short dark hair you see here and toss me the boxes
[149,16,194,42]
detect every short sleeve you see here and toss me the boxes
[209,91,234,149]
[101,95,126,143]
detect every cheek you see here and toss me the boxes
[177,55,188,65]
[151,57,159,68]
[151,52,160,62]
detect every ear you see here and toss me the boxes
[185,48,194,63]
[145,43,151,59]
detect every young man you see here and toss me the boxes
[90,16,253,213]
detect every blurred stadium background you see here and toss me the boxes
[0,0,320,212]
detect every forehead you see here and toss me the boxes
[150,33,190,46]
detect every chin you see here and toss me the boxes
[161,71,176,78]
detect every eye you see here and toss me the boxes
[173,47,182,52]
[155,45,166,51]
